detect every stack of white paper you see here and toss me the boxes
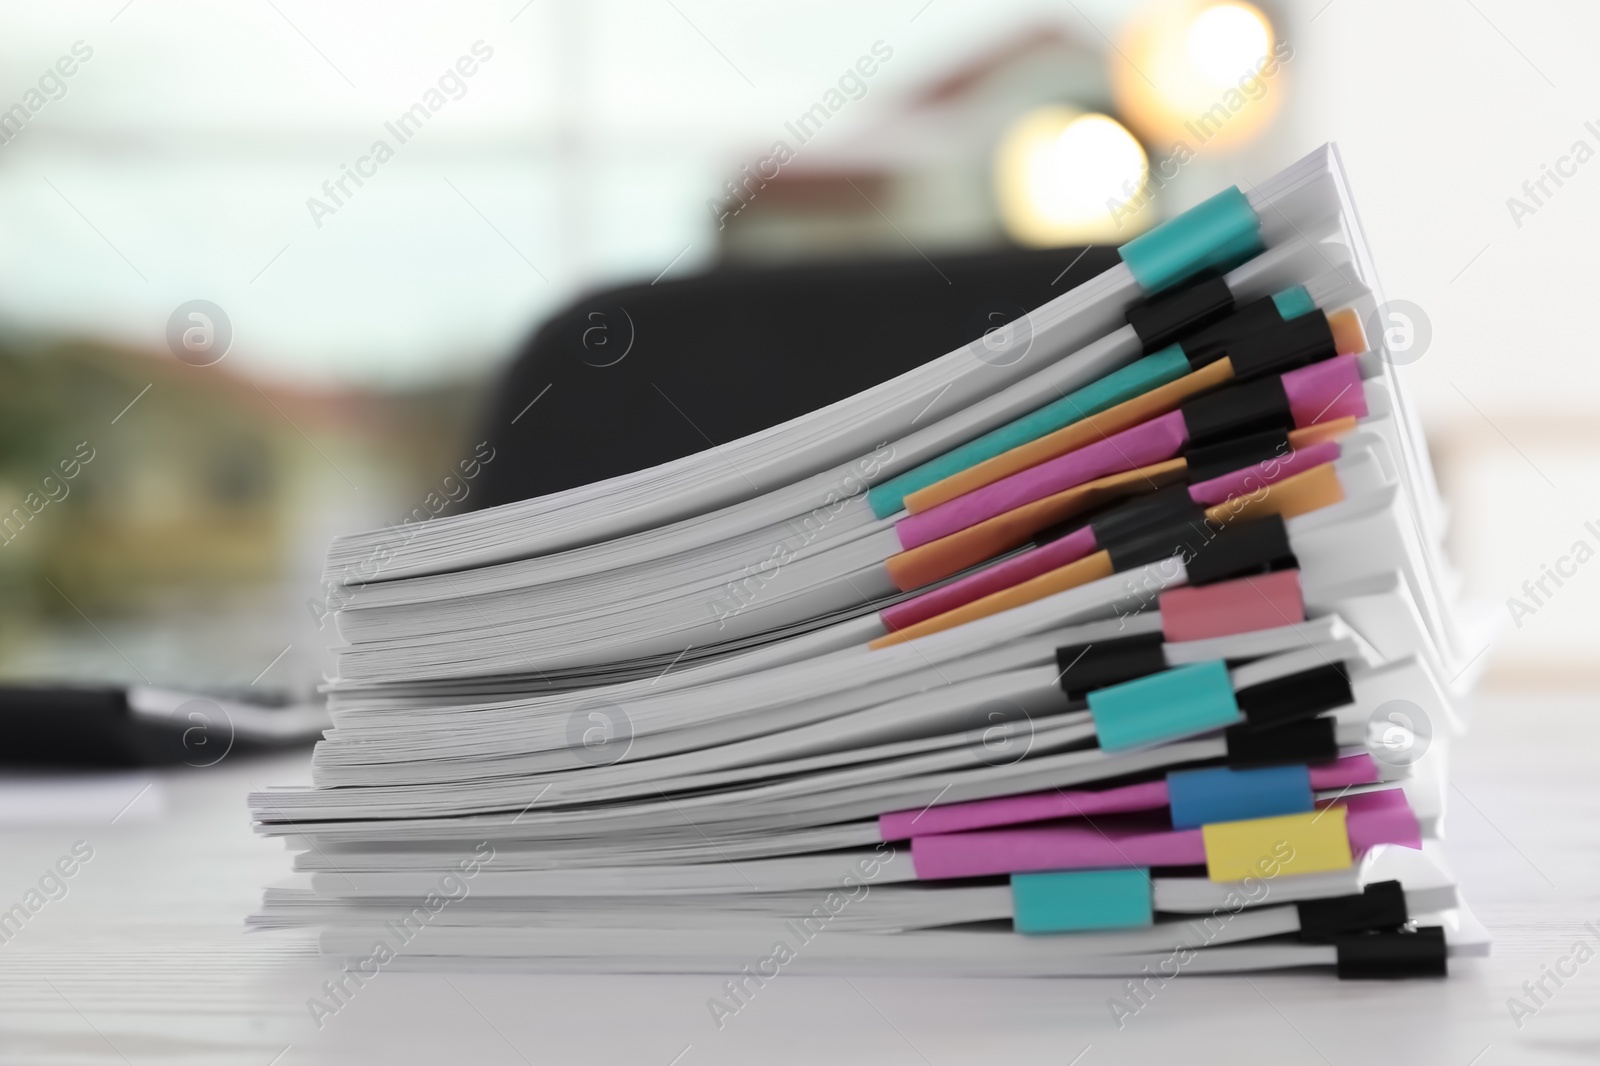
[252,144,1487,981]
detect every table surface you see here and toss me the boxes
[1,692,1596,1066]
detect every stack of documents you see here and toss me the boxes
[252,144,1488,980]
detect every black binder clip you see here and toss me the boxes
[1225,715,1338,769]
[1297,881,1409,942]
[1333,925,1448,980]
[1125,275,1236,352]
[1236,664,1354,730]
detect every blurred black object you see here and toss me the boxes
[0,684,329,768]
[471,245,1121,510]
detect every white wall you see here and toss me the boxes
[1292,0,1600,678]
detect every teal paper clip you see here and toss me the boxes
[1011,867,1154,934]
[1272,284,1317,321]
[1119,186,1263,295]
[1088,660,1241,752]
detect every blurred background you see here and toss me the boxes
[0,0,1591,694]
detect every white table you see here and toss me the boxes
[2,693,1595,1065]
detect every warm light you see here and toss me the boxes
[996,108,1151,246]
[1186,3,1273,88]
[1112,0,1284,154]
